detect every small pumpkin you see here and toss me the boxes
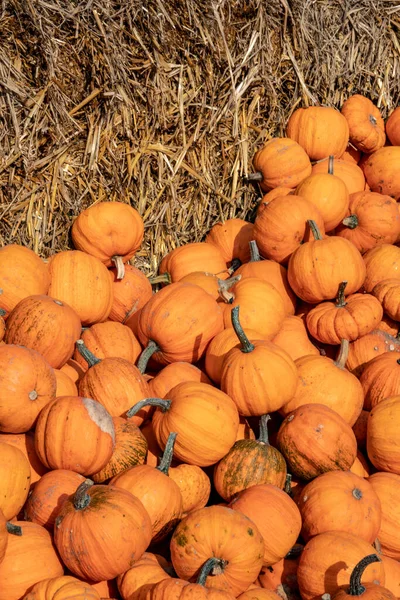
[360,353,400,410]
[169,463,211,517]
[54,369,78,396]
[368,472,400,560]
[377,315,399,337]
[341,94,386,153]
[386,107,400,146]
[311,157,366,195]
[347,329,400,377]
[149,362,211,398]
[340,144,362,164]
[272,315,319,361]
[372,279,400,322]
[363,244,400,292]
[73,321,141,368]
[363,146,400,199]
[109,263,152,325]
[60,358,86,383]
[367,396,400,474]
[158,242,228,283]
[237,589,281,600]
[0,431,47,485]
[179,272,240,302]
[332,554,395,600]
[257,187,294,215]
[141,575,237,599]
[257,557,300,594]
[205,218,254,266]
[0,442,31,519]
[116,553,171,600]
[22,575,101,600]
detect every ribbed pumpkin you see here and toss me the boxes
[54,480,152,581]
[386,106,400,145]
[109,264,152,324]
[81,578,118,598]
[141,577,237,599]
[363,146,400,199]
[169,463,211,517]
[71,201,144,279]
[54,369,78,396]
[73,321,141,368]
[22,575,101,600]
[367,396,400,474]
[372,279,400,321]
[288,220,366,304]
[213,415,287,501]
[277,403,357,481]
[0,244,50,318]
[0,431,48,485]
[205,219,254,265]
[360,353,400,410]
[158,242,228,283]
[341,94,386,153]
[272,315,319,361]
[363,244,400,292]
[306,281,383,345]
[368,472,400,560]
[377,315,399,337]
[170,506,264,596]
[48,250,113,325]
[34,396,115,475]
[253,194,326,264]
[149,362,211,398]
[347,329,400,377]
[0,344,56,433]
[280,340,364,426]
[250,138,312,191]
[336,191,400,253]
[116,553,171,600]
[5,295,82,369]
[332,554,395,600]
[311,157,366,194]
[381,555,400,597]
[0,442,31,519]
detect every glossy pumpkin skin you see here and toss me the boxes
[205,219,254,265]
[298,470,381,543]
[54,369,78,396]
[34,396,115,475]
[311,158,366,195]
[336,191,400,253]
[5,296,82,369]
[171,506,265,596]
[272,315,319,361]
[363,245,400,292]
[116,552,171,600]
[386,106,400,145]
[295,171,349,232]
[74,321,141,368]
[360,353,400,410]
[137,282,224,366]
[109,264,152,324]
[159,242,228,283]
[71,201,144,267]
[368,472,400,560]
[48,250,113,325]
[253,195,326,264]
[230,484,301,567]
[22,575,101,600]
[341,94,386,153]
[277,403,357,481]
[149,362,211,398]
[24,469,85,529]
[0,442,31,519]
[0,431,47,485]
[381,555,400,597]
[347,329,400,377]
[372,279,400,321]
[367,396,400,474]
[54,483,152,581]
[0,244,50,318]
[0,344,56,433]
[169,464,211,517]
[363,147,400,199]
[252,138,312,191]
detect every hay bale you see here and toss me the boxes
[0,0,399,273]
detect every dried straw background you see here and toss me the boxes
[1,0,400,274]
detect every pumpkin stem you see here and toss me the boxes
[284,473,292,496]
[334,339,349,370]
[127,398,171,418]
[249,240,261,262]
[112,256,125,280]
[149,273,171,285]
[157,432,177,475]
[75,339,101,367]
[218,275,241,303]
[328,155,334,175]
[231,306,255,353]
[0,308,6,317]
[229,258,242,273]
[73,479,94,510]
[6,522,22,536]
[348,554,381,595]
[258,414,271,445]
[307,220,323,241]
[342,215,359,229]
[245,172,263,183]
[138,340,160,374]
[335,281,348,308]
[197,557,228,585]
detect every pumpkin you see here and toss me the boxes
[360,353,400,411]
[367,396,400,474]
[353,410,369,451]
[249,138,312,191]
[54,369,78,396]
[77,340,151,423]
[0,442,31,519]
[109,264,152,325]
[235,241,297,314]
[280,340,364,426]
[170,505,264,596]
[60,359,86,383]
[306,281,383,345]
[116,553,171,600]
[141,421,162,468]
[149,362,211,398]
[230,484,301,567]
[213,415,287,501]
[169,463,211,517]
[179,272,240,302]
[0,344,56,433]
[257,187,294,215]
[288,220,366,304]
[296,531,385,600]
[286,106,349,160]
[336,192,400,253]
[372,279,400,322]
[386,107,400,146]
[237,590,281,600]
[253,194,326,264]
[341,144,362,164]
[277,403,357,481]
[236,417,256,441]
[272,315,319,361]
[363,245,400,292]
[71,201,144,279]
[341,94,386,153]
[295,155,349,231]
[298,471,381,543]
[0,509,6,565]
[24,469,85,529]
[127,382,239,467]
[111,432,182,542]
[0,244,50,318]
[140,577,237,599]
[363,147,400,199]
[158,242,228,283]
[0,522,64,600]
[350,452,372,479]
[73,321,141,368]
[91,417,148,483]
[136,282,224,370]
[368,472,400,560]
[205,219,254,265]
[0,431,47,485]
[312,157,366,195]
[220,307,298,416]
[257,557,300,594]
[5,295,82,369]
[347,329,400,377]
[22,575,101,600]
[79,578,118,599]
[34,396,115,475]
[0,312,5,342]
[54,480,152,581]
[381,555,400,597]
[48,250,113,325]
[332,554,395,600]
[377,315,399,337]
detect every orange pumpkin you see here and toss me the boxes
[140,421,162,468]
[237,589,281,600]
[169,463,211,517]
[236,417,256,441]
[141,577,237,599]
[149,362,211,398]
[60,358,86,383]
[340,144,361,164]
[381,555,400,597]
[272,315,319,361]
[54,369,78,396]
[0,431,47,485]
[158,242,228,283]
[277,403,357,481]
[332,554,395,600]
[0,508,7,565]
[257,187,294,215]
[109,264,152,324]
[367,396,400,474]
[73,321,141,368]
[48,250,113,325]
[363,147,400,199]
[71,201,144,278]
[205,219,254,265]
[116,552,171,600]
[350,451,372,479]
[0,244,50,318]
[311,157,366,194]
[372,279,400,321]
[377,315,399,337]
[80,578,119,599]
[363,244,400,292]
[386,107,400,146]
[0,313,5,342]
[0,442,31,519]
[341,94,386,153]
[257,557,300,594]
[352,410,369,451]
[34,396,115,475]
[250,138,312,191]
[22,575,101,600]
[360,353,400,410]
[179,272,240,302]
[347,329,400,377]
[368,472,400,560]
[54,480,152,581]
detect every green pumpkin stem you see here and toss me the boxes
[148,273,171,285]
[335,281,348,308]
[218,275,241,303]
[75,339,101,367]
[73,479,94,510]
[6,522,22,536]
[328,155,334,175]
[231,306,255,353]
[157,432,177,475]
[197,557,228,585]
[258,414,271,444]
[348,554,381,595]
[137,340,160,374]
[0,309,6,317]
[285,473,292,496]
[342,215,359,229]
[127,398,171,419]
[307,220,323,241]
[245,172,263,183]
[111,255,125,280]
[249,240,261,262]
[229,258,242,273]
[334,339,350,370]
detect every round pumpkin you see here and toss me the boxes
[116,552,171,600]
[158,242,228,283]
[360,353,400,410]
[0,431,47,485]
[257,186,294,215]
[0,442,31,519]
[363,147,400,199]
[372,279,400,321]
[386,106,400,146]
[347,329,400,377]
[363,244,400,292]
[149,362,211,398]
[367,396,400,474]
[169,463,211,517]
[250,138,312,191]
[60,358,86,383]
[205,219,254,265]
[22,575,101,600]
[272,315,320,361]
[341,94,386,153]
[311,157,366,194]
[141,577,237,599]
[73,321,141,368]
[109,263,152,324]
[368,472,400,560]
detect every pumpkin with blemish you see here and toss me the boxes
[341,94,386,153]
[0,442,31,519]
[109,264,153,324]
[73,321,141,369]
[347,329,400,377]
[363,146,400,199]
[205,218,254,265]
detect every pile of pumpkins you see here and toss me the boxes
[2,93,400,600]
